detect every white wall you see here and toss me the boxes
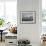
[17,0,42,46]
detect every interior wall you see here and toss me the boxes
[17,0,42,46]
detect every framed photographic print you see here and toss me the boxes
[20,11,36,24]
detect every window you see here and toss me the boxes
[0,1,4,18]
[0,0,17,26]
[42,0,46,22]
[42,0,46,33]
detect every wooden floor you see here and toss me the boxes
[0,41,5,46]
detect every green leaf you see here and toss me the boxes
[0,18,5,27]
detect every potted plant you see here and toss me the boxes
[0,18,5,27]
